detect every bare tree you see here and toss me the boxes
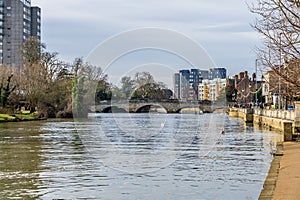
[0,66,19,107]
[249,0,300,97]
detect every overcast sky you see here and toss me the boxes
[32,0,261,87]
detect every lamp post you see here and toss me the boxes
[242,89,245,104]
[279,32,283,109]
[255,59,258,106]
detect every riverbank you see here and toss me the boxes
[259,142,300,200]
[272,142,300,200]
[259,143,283,199]
[0,113,45,123]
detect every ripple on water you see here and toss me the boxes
[0,115,282,199]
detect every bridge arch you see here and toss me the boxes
[176,106,203,114]
[102,106,127,113]
[136,104,167,113]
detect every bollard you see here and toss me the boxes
[283,122,293,141]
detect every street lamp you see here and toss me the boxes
[279,32,283,109]
[255,59,258,106]
[242,89,245,104]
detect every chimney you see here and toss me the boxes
[238,72,244,80]
[235,75,238,88]
[252,73,256,82]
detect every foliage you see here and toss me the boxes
[120,76,135,99]
[225,84,238,102]
[95,80,112,101]
[116,72,169,100]
[21,38,72,117]
[0,114,16,120]
[249,0,300,96]
[71,58,109,117]
[22,37,46,64]
[0,74,16,107]
[0,37,169,117]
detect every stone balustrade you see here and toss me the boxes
[254,109,295,121]
[229,103,300,141]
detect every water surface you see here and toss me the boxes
[0,114,281,199]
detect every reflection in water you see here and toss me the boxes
[0,122,45,199]
[0,114,282,199]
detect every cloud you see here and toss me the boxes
[32,0,260,79]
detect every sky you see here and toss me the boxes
[31,0,261,88]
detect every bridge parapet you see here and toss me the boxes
[93,100,215,113]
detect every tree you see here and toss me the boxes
[21,37,45,64]
[72,58,109,117]
[0,66,20,108]
[95,80,112,101]
[21,38,72,117]
[249,0,300,97]
[225,84,238,102]
[0,74,16,107]
[120,76,135,99]
[130,72,169,100]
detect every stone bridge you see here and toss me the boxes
[91,100,225,113]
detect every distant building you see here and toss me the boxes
[1,0,41,67]
[189,69,201,100]
[208,68,227,80]
[179,70,190,100]
[233,71,256,104]
[198,69,209,80]
[198,78,227,101]
[173,67,227,100]
[262,59,300,107]
[173,70,190,100]
[173,73,180,99]
[262,70,277,104]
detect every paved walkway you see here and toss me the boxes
[272,142,300,200]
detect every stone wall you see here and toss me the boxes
[229,107,296,141]
[253,109,294,132]
[228,108,253,123]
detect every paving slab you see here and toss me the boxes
[272,142,300,200]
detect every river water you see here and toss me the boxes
[0,113,281,199]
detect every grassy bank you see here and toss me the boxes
[0,111,42,122]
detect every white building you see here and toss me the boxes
[198,78,227,101]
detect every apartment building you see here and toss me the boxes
[0,0,41,67]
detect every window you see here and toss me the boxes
[25,0,30,6]
[23,14,30,20]
[24,21,30,27]
[24,7,30,14]
[24,28,30,34]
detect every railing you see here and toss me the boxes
[254,108,295,121]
